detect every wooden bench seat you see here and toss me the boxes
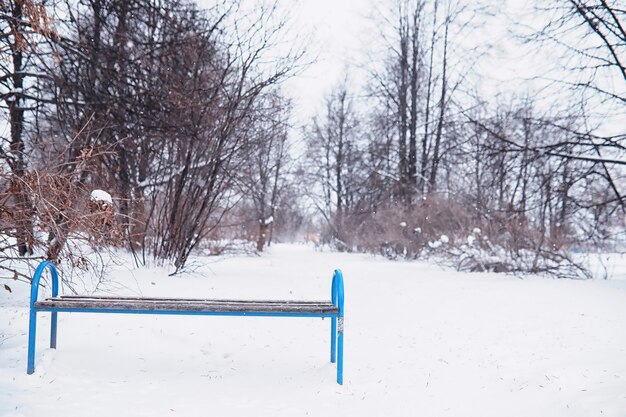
[35,295,340,315]
[27,261,345,384]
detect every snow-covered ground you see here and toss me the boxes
[1,244,626,416]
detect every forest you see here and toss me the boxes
[0,0,624,283]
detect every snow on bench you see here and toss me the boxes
[27,261,345,384]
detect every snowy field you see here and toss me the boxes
[2,244,626,416]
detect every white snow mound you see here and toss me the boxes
[90,189,112,204]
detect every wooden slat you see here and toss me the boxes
[58,295,329,305]
[35,297,339,314]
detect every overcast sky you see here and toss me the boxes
[279,0,374,123]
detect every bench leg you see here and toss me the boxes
[50,312,57,349]
[337,317,344,385]
[27,310,37,375]
[330,317,337,363]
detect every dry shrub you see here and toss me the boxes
[29,169,124,257]
[328,194,590,278]
[337,195,477,258]
[0,148,126,292]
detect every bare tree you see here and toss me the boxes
[369,0,484,201]
[533,0,625,101]
[37,0,301,272]
[0,0,57,256]
[237,90,291,252]
[370,0,427,202]
[304,82,363,247]
[526,0,625,211]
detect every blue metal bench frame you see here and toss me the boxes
[27,261,345,384]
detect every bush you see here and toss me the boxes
[321,195,592,278]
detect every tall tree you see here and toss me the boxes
[0,0,55,255]
[39,0,301,271]
[304,82,362,245]
[237,91,291,252]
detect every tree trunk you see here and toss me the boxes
[257,221,269,252]
[8,1,33,256]
[428,15,448,193]
[408,5,421,201]
[420,0,438,195]
[398,12,409,201]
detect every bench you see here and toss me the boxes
[27,261,345,384]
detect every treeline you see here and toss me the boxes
[0,0,623,283]
[302,0,624,277]
[1,0,298,280]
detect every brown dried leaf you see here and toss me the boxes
[4,284,11,293]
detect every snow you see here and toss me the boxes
[90,189,112,204]
[2,245,626,416]
[428,235,449,249]
[428,240,442,249]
